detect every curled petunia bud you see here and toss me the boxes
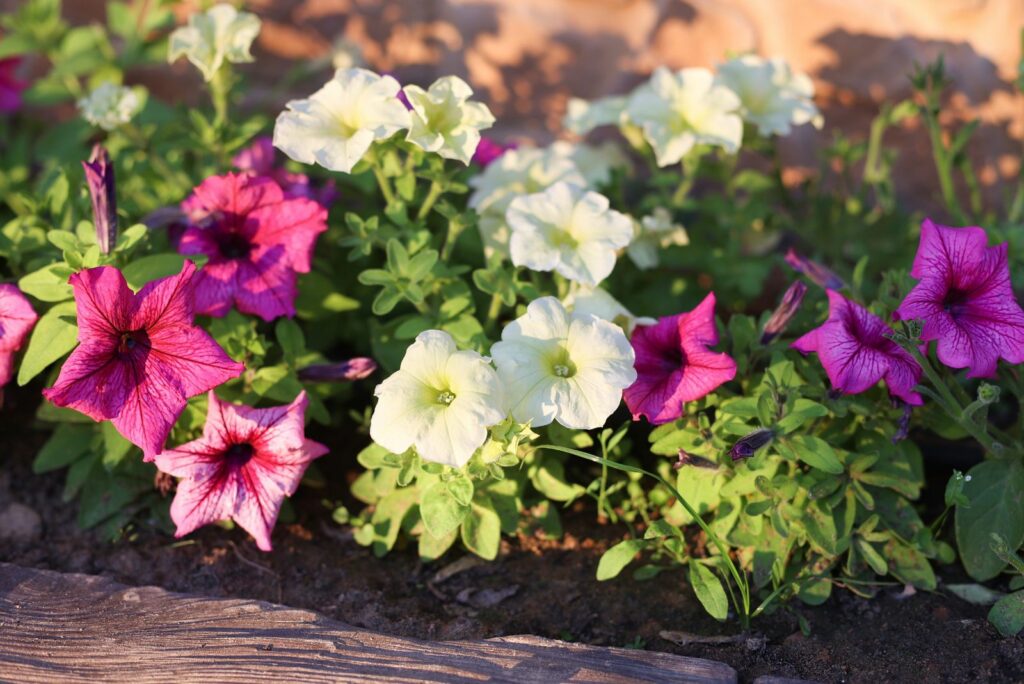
[729,429,774,461]
[761,281,807,344]
[784,248,844,290]
[82,144,117,254]
[298,357,378,382]
[892,401,913,443]
[675,449,719,470]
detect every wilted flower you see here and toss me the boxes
[0,284,37,391]
[626,67,742,167]
[168,3,261,81]
[469,145,586,258]
[895,219,1024,378]
[0,57,27,113]
[233,136,336,206]
[507,182,633,286]
[370,330,505,468]
[785,248,845,290]
[82,144,117,254]
[179,173,328,321]
[793,290,922,405]
[716,55,822,136]
[273,68,410,174]
[403,75,496,165]
[761,281,808,344]
[43,263,244,459]
[77,82,143,131]
[298,357,377,382]
[627,207,690,270]
[563,95,627,136]
[491,297,636,429]
[154,391,327,552]
[472,137,515,167]
[624,293,737,425]
[729,429,774,460]
[563,284,655,335]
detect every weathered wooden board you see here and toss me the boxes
[0,563,737,683]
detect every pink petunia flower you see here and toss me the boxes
[472,137,516,167]
[895,219,1024,378]
[43,262,244,460]
[793,290,922,405]
[624,293,737,424]
[153,390,328,552]
[233,136,337,206]
[179,172,329,322]
[0,284,38,390]
[0,57,27,113]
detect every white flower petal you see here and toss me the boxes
[403,75,495,165]
[168,3,261,82]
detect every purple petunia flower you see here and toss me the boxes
[179,172,328,322]
[0,57,27,113]
[154,391,328,552]
[43,263,244,460]
[793,290,922,405]
[0,284,37,391]
[624,293,737,424]
[895,219,1024,378]
[472,137,516,167]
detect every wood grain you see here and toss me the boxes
[0,563,737,683]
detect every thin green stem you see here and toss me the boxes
[534,444,751,628]
[417,181,443,222]
[373,165,397,206]
[210,66,231,128]
[483,293,503,337]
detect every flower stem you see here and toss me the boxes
[210,66,231,128]
[417,181,443,222]
[373,165,397,206]
[483,293,503,336]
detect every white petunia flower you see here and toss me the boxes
[552,140,628,188]
[507,182,633,286]
[626,67,742,167]
[370,330,505,468]
[331,37,365,70]
[491,297,636,429]
[563,284,655,335]
[563,95,627,136]
[469,146,586,259]
[77,82,143,131]
[715,55,823,136]
[273,68,410,174]
[168,3,261,82]
[403,76,495,165]
[627,207,690,270]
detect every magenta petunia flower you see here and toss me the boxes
[793,290,922,405]
[0,284,38,389]
[179,172,328,322]
[233,136,337,206]
[472,137,515,166]
[624,293,737,424]
[42,262,244,460]
[153,390,328,552]
[0,57,27,113]
[895,219,1024,378]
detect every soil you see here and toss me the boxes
[1,383,1022,684]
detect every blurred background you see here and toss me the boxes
[4,0,1023,211]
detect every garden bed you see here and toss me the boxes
[2,386,1021,683]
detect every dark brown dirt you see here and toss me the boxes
[1,384,1022,684]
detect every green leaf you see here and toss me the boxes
[18,301,78,385]
[418,527,457,561]
[122,254,190,290]
[955,459,1024,580]
[530,459,584,502]
[596,539,646,581]
[856,537,888,575]
[461,495,501,560]
[275,318,305,362]
[776,399,828,433]
[33,424,95,473]
[644,519,683,540]
[420,480,469,539]
[782,435,843,474]
[689,562,729,620]
[946,583,1004,606]
[446,475,474,507]
[886,540,937,590]
[988,591,1024,637]
[100,422,134,470]
[18,263,74,302]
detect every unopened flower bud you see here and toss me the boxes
[729,429,774,461]
[82,144,117,254]
[785,248,844,290]
[298,357,377,382]
[892,401,913,443]
[761,281,807,344]
[977,383,1000,405]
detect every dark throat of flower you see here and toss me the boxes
[117,329,150,355]
[224,442,255,468]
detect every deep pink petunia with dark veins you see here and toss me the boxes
[0,57,27,113]
[153,390,328,552]
[624,293,737,424]
[794,289,922,405]
[895,219,1024,378]
[0,284,38,389]
[233,136,337,206]
[179,172,328,322]
[42,262,244,460]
